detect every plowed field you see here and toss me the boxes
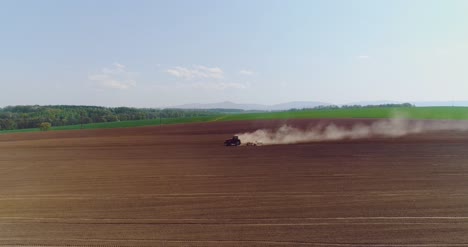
[1,119,468,246]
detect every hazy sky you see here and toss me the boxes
[1,0,468,107]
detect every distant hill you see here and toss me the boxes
[411,101,468,107]
[172,100,468,110]
[344,100,402,106]
[172,101,332,111]
[173,101,267,111]
[345,100,468,107]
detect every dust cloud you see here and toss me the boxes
[236,117,468,145]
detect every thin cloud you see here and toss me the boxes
[191,81,249,90]
[166,65,224,80]
[357,55,370,59]
[113,62,126,70]
[89,63,136,90]
[165,64,248,90]
[239,69,255,76]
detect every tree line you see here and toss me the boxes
[288,103,414,111]
[0,105,221,131]
[0,103,416,131]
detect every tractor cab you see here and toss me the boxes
[224,136,241,146]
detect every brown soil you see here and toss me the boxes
[1,119,468,246]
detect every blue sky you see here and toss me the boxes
[1,0,468,107]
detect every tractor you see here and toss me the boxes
[224,136,241,146]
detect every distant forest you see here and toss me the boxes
[0,105,222,131]
[300,103,414,111]
[0,103,414,131]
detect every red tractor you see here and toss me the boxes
[224,136,241,146]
